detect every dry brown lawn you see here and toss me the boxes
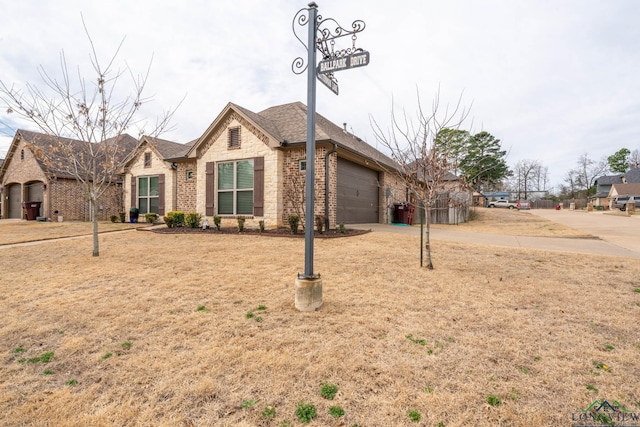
[1,211,639,426]
[0,221,148,246]
[431,208,592,237]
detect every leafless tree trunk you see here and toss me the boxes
[283,169,306,230]
[629,149,640,169]
[371,89,470,269]
[575,153,608,199]
[0,23,176,256]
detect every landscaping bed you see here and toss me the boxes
[151,225,370,238]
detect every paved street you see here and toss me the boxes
[350,209,640,259]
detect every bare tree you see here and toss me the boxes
[512,159,547,199]
[283,168,306,230]
[629,149,640,169]
[0,26,176,256]
[562,169,579,199]
[371,89,470,269]
[574,153,608,198]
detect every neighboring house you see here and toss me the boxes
[0,129,137,221]
[592,174,623,208]
[483,192,510,203]
[608,183,640,208]
[593,167,640,208]
[620,167,640,184]
[124,101,407,228]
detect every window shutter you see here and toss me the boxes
[253,157,264,217]
[158,174,165,216]
[206,162,215,216]
[130,176,136,208]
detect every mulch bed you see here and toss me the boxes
[150,226,370,238]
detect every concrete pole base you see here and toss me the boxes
[295,276,323,312]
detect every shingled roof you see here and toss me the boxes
[622,167,640,183]
[595,174,623,186]
[611,182,640,197]
[258,102,397,169]
[144,136,193,159]
[8,129,138,179]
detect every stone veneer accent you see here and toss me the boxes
[196,116,282,229]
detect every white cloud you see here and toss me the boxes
[1,0,639,189]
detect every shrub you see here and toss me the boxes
[165,211,185,228]
[288,214,300,234]
[145,212,158,224]
[338,223,346,234]
[237,216,246,232]
[213,216,221,230]
[110,215,118,223]
[119,212,126,223]
[258,220,265,233]
[315,215,325,234]
[185,212,202,228]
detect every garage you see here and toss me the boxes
[7,184,22,219]
[336,157,379,224]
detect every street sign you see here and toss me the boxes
[317,73,339,95]
[317,51,370,74]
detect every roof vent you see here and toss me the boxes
[343,123,348,133]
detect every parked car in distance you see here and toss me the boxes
[516,201,531,210]
[487,200,517,209]
[612,195,640,211]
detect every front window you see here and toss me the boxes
[218,160,253,215]
[138,176,159,214]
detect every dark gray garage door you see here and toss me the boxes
[26,182,44,202]
[8,184,22,218]
[337,158,379,224]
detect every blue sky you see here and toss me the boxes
[1,0,639,190]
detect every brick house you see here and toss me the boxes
[124,101,406,228]
[0,129,137,221]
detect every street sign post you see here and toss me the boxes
[317,73,339,95]
[317,51,370,74]
[291,2,368,311]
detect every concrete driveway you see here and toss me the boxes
[350,209,640,259]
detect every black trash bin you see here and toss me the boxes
[22,201,42,221]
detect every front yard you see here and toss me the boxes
[1,215,639,426]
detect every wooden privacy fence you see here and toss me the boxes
[417,192,471,225]
[531,199,587,210]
